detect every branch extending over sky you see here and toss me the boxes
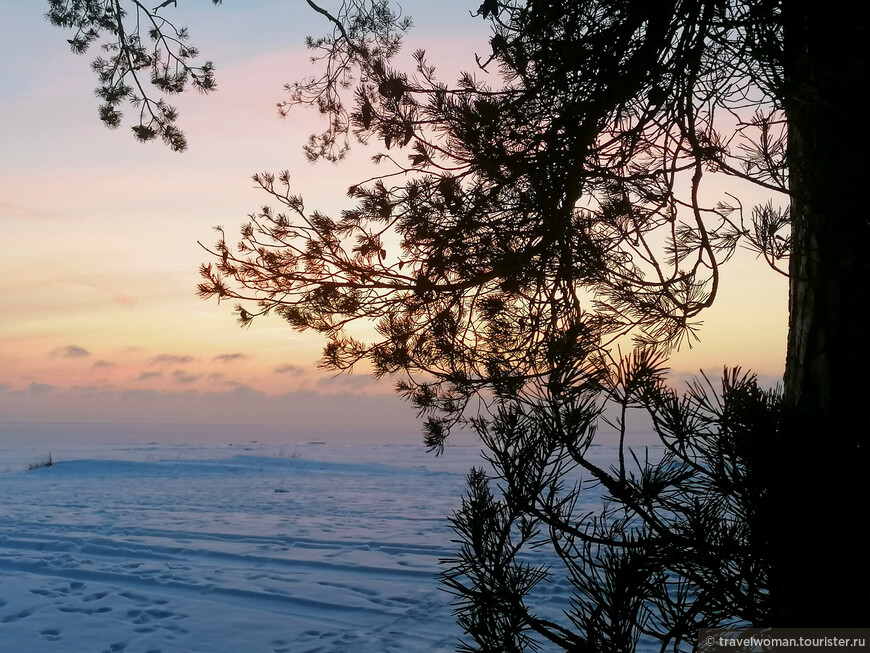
[45,0,222,150]
[194,1,791,451]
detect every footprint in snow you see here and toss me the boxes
[102,642,127,653]
[118,591,159,606]
[59,605,112,615]
[271,639,291,653]
[29,589,53,597]
[1,607,35,623]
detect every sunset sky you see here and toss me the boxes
[0,2,788,432]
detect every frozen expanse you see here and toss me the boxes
[0,423,628,652]
[0,425,478,653]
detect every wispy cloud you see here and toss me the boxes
[150,354,194,365]
[135,372,162,381]
[172,370,199,384]
[51,344,90,358]
[92,360,115,369]
[274,364,304,375]
[28,382,54,396]
[213,353,248,364]
[201,383,266,400]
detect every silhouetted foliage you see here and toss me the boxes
[442,361,777,651]
[46,0,220,150]
[48,0,870,644]
[194,1,789,449]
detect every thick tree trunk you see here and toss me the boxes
[768,4,870,625]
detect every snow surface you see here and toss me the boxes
[0,426,627,652]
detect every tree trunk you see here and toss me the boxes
[769,4,870,625]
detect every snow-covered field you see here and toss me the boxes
[0,423,626,652]
[0,426,475,652]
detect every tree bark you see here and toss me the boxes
[769,3,870,625]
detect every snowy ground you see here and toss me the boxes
[0,424,628,652]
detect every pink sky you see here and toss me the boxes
[0,2,788,431]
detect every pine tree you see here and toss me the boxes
[49,0,870,644]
